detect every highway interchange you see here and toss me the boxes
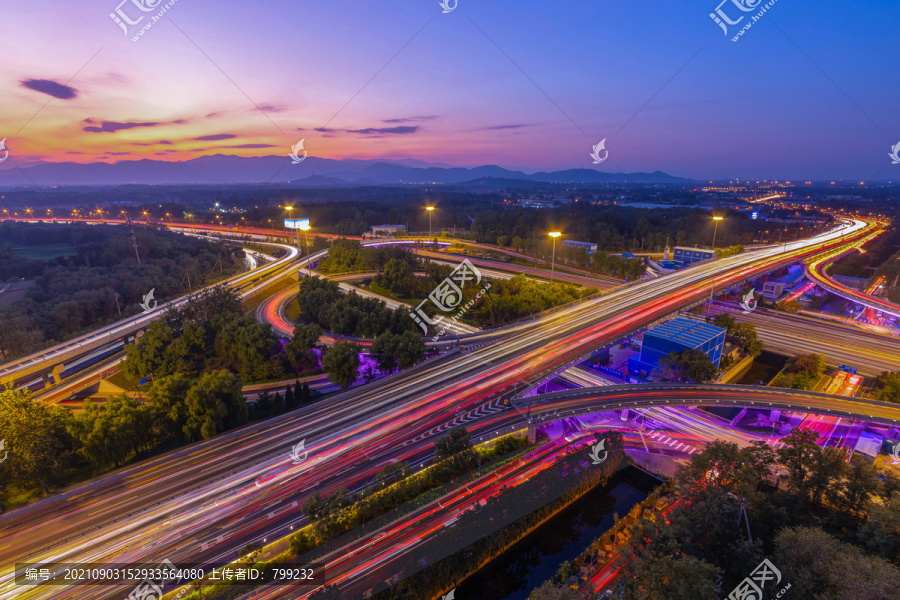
[1,216,897,599]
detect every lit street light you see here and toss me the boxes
[426,206,435,238]
[299,220,311,257]
[549,231,562,284]
[285,205,301,251]
[711,215,723,248]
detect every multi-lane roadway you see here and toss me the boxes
[0,217,885,599]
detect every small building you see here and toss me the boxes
[777,266,805,291]
[762,281,784,299]
[628,318,726,379]
[673,246,717,265]
[370,224,406,237]
[563,239,599,255]
[520,199,556,209]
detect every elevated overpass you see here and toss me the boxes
[0,218,884,599]
[0,243,303,389]
[804,227,900,319]
[512,382,900,426]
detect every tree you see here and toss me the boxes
[660,348,717,383]
[182,370,246,441]
[858,496,900,560]
[743,440,777,486]
[729,322,764,356]
[296,276,342,326]
[618,518,723,600]
[284,384,296,409]
[775,526,900,600]
[806,446,847,506]
[0,386,74,495]
[675,440,760,496]
[527,580,585,600]
[781,299,803,313]
[239,541,262,565]
[785,353,826,377]
[396,330,426,370]
[371,332,401,373]
[286,323,322,371]
[875,371,900,404]
[308,584,346,600]
[832,454,880,514]
[435,427,472,461]
[375,258,418,296]
[776,428,820,501]
[147,375,192,440]
[321,341,361,389]
[711,313,736,333]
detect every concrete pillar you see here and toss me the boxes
[527,424,538,444]
[51,363,65,385]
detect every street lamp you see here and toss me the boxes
[711,216,723,248]
[549,231,562,284]
[426,206,435,238]
[298,220,311,257]
[285,205,301,251]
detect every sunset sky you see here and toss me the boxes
[1,0,899,180]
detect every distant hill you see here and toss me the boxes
[0,155,692,187]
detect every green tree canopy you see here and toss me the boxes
[321,341,361,389]
[660,348,717,383]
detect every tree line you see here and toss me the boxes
[611,431,900,599]
[0,222,243,361]
[0,375,322,509]
[123,286,298,383]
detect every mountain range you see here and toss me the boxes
[0,155,692,187]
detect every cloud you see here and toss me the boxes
[108,151,130,155]
[132,140,173,146]
[219,143,277,149]
[20,79,79,99]
[256,104,284,113]
[66,151,84,155]
[189,143,277,152]
[308,125,419,136]
[193,133,237,141]
[84,120,162,133]
[382,115,438,124]
[346,126,418,135]
[483,123,534,130]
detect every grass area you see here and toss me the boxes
[12,244,79,259]
[283,297,301,325]
[105,369,143,391]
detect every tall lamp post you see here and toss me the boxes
[285,205,301,252]
[549,231,562,284]
[711,216,724,248]
[426,206,435,238]
[299,220,311,257]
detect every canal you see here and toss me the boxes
[455,466,662,600]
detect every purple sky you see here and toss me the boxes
[2,0,899,181]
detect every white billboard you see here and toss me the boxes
[284,218,310,230]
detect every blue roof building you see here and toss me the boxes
[673,247,717,265]
[628,318,726,379]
